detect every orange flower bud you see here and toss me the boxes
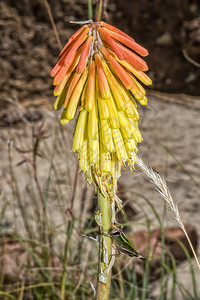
[76,36,93,74]
[94,53,110,99]
[59,25,89,58]
[97,27,125,60]
[100,46,133,90]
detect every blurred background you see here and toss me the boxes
[0,0,200,299]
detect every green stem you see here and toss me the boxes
[96,189,112,300]
[88,0,93,19]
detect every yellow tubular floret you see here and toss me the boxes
[111,153,121,180]
[124,138,137,152]
[129,88,143,101]
[54,73,70,97]
[97,98,109,120]
[118,111,133,140]
[100,144,111,175]
[78,140,88,173]
[137,95,148,105]
[129,68,152,86]
[127,151,137,166]
[112,129,128,162]
[113,75,137,112]
[129,95,138,108]
[88,139,99,165]
[117,80,137,108]
[125,99,140,120]
[88,100,98,140]
[53,84,68,110]
[130,74,146,95]
[60,109,70,125]
[128,118,143,142]
[73,109,88,152]
[100,119,115,153]
[107,92,120,129]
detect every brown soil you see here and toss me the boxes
[0,0,200,110]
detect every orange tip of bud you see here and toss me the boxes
[51,55,66,77]
[116,42,148,71]
[53,65,70,85]
[100,21,135,43]
[59,25,89,58]
[102,27,148,57]
[100,46,133,90]
[97,27,126,60]
[64,27,90,66]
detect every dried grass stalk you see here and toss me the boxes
[136,154,200,271]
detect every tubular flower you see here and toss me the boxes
[51,20,152,195]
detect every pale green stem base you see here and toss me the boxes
[96,189,112,300]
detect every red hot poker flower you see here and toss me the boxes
[51,20,152,195]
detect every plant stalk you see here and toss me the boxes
[43,0,62,51]
[88,0,93,20]
[98,0,103,21]
[96,189,112,300]
[60,217,74,300]
[96,0,103,21]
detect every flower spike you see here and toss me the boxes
[51,20,152,195]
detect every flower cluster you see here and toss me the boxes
[51,21,152,194]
